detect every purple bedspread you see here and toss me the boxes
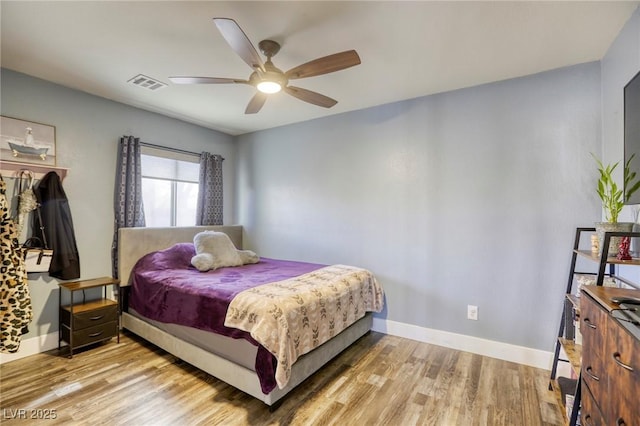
[128,243,325,394]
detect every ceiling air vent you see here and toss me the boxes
[127,74,167,91]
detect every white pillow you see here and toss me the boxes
[191,231,259,271]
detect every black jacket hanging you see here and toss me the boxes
[32,171,80,280]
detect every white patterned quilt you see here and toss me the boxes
[224,264,384,389]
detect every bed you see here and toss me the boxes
[118,225,383,406]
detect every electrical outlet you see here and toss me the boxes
[467,305,478,320]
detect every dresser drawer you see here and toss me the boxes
[582,353,607,407]
[581,294,608,349]
[604,320,640,425]
[62,321,117,348]
[580,295,608,404]
[581,381,605,426]
[610,398,639,426]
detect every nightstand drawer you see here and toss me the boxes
[61,305,118,330]
[62,321,117,348]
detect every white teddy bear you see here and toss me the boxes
[191,231,260,272]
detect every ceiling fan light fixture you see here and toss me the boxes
[257,80,282,94]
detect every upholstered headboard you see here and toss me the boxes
[118,225,243,286]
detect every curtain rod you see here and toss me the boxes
[140,141,225,161]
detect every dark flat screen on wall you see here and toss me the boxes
[625,70,640,204]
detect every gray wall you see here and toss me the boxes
[601,8,640,279]
[1,69,236,340]
[602,8,640,206]
[236,62,602,351]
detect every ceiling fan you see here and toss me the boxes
[169,18,361,114]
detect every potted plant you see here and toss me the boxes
[592,153,640,256]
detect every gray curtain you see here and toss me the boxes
[196,152,223,225]
[111,135,145,278]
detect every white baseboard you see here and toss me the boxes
[2,320,554,371]
[0,331,59,364]
[372,317,553,371]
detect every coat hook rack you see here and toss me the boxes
[0,160,68,181]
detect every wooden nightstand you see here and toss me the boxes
[58,276,120,358]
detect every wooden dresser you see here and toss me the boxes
[580,286,640,425]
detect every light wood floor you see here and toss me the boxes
[0,331,563,426]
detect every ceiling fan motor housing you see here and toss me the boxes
[258,39,281,58]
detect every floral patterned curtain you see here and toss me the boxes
[196,152,223,225]
[111,135,145,278]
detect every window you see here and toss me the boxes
[140,147,200,227]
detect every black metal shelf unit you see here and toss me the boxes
[549,227,640,426]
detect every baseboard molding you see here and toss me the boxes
[1,320,554,371]
[372,317,553,371]
[0,331,59,364]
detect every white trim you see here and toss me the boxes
[0,331,59,364]
[1,319,555,371]
[372,317,553,371]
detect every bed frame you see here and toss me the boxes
[118,225,372,406]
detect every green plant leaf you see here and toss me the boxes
[591,153,635,223]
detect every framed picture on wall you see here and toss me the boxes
[0,115,56,166]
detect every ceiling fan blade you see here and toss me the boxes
[285,86,338,108]
[169,77,248,85]
[213,18,265,72]
[285,50,361,80]
[245,92,268,114]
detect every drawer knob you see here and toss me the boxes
[584,414,593,426]
[612,352,634,372]
[583,317,597,329]
[89,315,105,321]
[88,331,104,338]
[585,366,600,381]
[617,418,626,426]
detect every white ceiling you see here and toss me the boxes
[1,1,638,136]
